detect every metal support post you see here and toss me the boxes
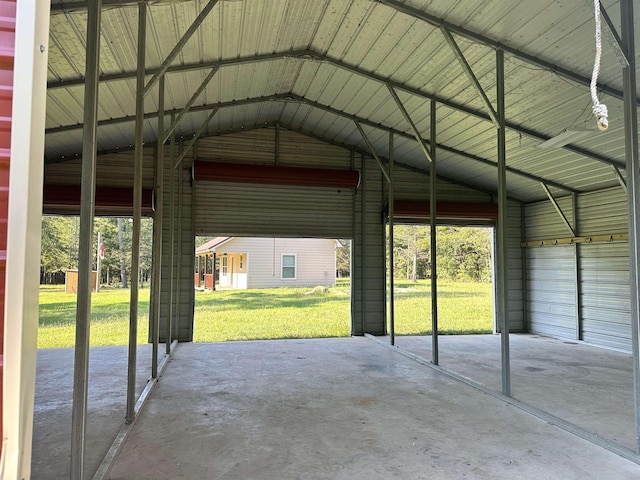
[361,154,366,335]
[389,132,395,345]
[496,48,511,397]
[275,121,281,165]
[151,75,165,378]
[572,193,582,341]
[175,143,186,340]
[127,1,146,424]
[167,114,176,354]
[350,149,356,334]
[70,2,101,478]
[620,0,640,454]
[430,100,439,365]
[96,231,101,293]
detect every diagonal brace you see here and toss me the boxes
[387,84,433,164]
[354,120,391,183]
[441,26,500,129]
[162,66,219,145]
[612,164,627,193]
[594,0,630,67]
[541,183,576,236]
[144,0,219,96]
[174,108,218,169]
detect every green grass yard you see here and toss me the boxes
[37,280,493,348]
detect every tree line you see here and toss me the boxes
[336,225,493,282]
[42,218,491,286]
[41,216,153,287]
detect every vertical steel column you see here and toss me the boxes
[389,132,395,345]
[350,149,356,335]
[573,193,582,341]
[430,99,439,365]
[174,142,186,340]
[361,154,366,335]
[70,2,101,478]
[620,0,640,454]
[496,48,511,397]
[127,2,146,423]
[166,114,175,354]
[151,76,165,377]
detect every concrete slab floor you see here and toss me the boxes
[31,344,163,480]
[106,338,640,480]
[394,334,636,451]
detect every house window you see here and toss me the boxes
[222,256,228,276]
[239,255,244,270]
[281,254,296,279]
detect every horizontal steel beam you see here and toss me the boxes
[46,92,579,194]
[50,0,192,14]
[47,49,624,169]
[375,0,629,103]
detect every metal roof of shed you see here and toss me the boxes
[46,0,638,202]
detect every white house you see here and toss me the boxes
[195,237,339,290]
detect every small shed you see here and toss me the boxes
[195,237,339,290]
[64,270,97,294]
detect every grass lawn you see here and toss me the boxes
[38,279,493,348]
[38,284,149,349]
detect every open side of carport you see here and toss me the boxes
[2,1,640,479]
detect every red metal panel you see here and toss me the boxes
[193,160,361,189]
[42,184,155,216]
[0,0,15,451]
[393,200,498,222]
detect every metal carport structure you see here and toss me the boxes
[2,0,640,478]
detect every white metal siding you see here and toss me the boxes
[354,154,386,335]
[159,155,195,342]
[384,164,493,203]
[506,201,524,331]
[214,237,337,288]
[523,187,632,351]
[194,129,355,238]
[579,243,631,351]
[526,246,577,339]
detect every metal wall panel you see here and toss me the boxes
[506,201,524,331]
[525,195,574,240]
[352,154,385,335]
[159,161,195,342]
[383,164,492,203]
[525,246,577,340]
[580,243,631,352]
[577,186,628,236]
[524,187,632,351]
[193,129,355,238]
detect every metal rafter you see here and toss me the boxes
[173,108,218,169]
[375,0,629,103]
[47,50,625,169]
[387,84,433,164]
[541,183,576,236]
[440,26,499,128]
[612,165,627,192]
[46,92,580,194]
[354,120,391,183]
[162,66,219,144]
[143,0,219,96]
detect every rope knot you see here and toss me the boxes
[592,103,608,131]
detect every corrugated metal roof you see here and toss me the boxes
[46,0,639,202]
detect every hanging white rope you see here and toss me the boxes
[591,0,608,131]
